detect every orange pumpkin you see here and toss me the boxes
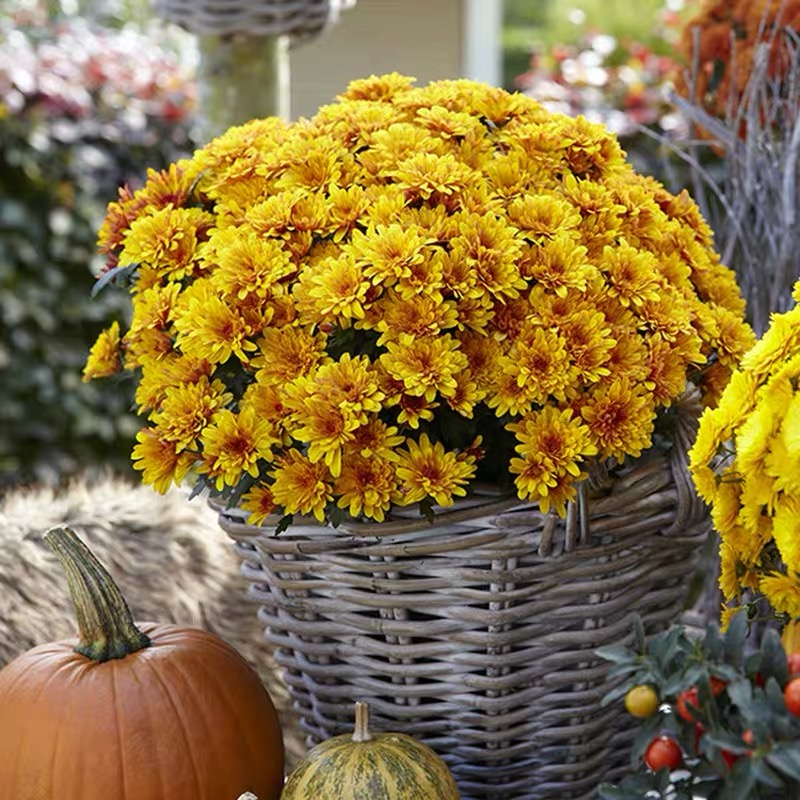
[0,526,284,800]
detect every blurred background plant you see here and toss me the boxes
[513,31,681,139]
[0,0,197,486]
[668,0,800,334]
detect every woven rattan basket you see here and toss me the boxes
[216,390,710,799]
[151,0,354,40]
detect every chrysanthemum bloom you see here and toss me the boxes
[674,0,800,128]
[87,74,753,527]
[690,285,800,621]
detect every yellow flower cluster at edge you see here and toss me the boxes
[690,280,800,624]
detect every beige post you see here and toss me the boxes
[196,33,290,141]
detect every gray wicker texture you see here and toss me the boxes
[151,0,354,40]
[217,392,709,799]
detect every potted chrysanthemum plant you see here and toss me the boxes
[690,279,800,629]
[84,74,754,797]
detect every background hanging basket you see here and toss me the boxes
[216,390,710,800]
[151,0,355,41]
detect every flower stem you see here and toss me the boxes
[43,526,151,662]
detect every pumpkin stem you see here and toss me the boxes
[352,701,373,743]
[43,526,151,663]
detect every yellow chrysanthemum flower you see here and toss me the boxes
[131,427,196,494]
[343,419,404,461]
[508,406,598,507]
[759,573,800,619]
[773,498,800,576]
[173,289,257,365]
[380,335,468,403]
[120,205,212,280]
[491,327,576,412]
[580,380,655,461]
[82,321,121,381]
[206,226,296,301]
[290,398,360,478]
[151,377,233,453]
[394,433,476,507]
[334,456,398,522]
[134,354,213,413]
[252,326,329,386]
[199,407,278,490]
[270,449,333,522]
[295,251,372,325]
[240,484,277,526]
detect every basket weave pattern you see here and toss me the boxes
[152,0,353,39]
[218,398,708,800]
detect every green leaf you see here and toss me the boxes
[759,629,789,687]
[630,714,664,763]
[597,643,637,664]
[704,730,752,755]
[723,611,748,665]
[752,757,785,789]
[766,743,800,783]
[273,514,294,535]
[726,677,754,711]
[703,622,724,661]
[765,675,788,715]
[606,662,643,677]
[91,262,138,296]
[717,756,758,799]
[325,504,348,528]
[600,678,642,707]
[633,614,646,653]
[188,475,213,501]
[598,771,664,799]
[597,781,652,800]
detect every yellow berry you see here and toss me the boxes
[624,684,659,718]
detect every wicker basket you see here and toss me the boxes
[151,0,355,41]
[217,391,710,799]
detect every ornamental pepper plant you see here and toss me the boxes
[84,73,754,529]
[598,613,800,799]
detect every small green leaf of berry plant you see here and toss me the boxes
[722,612,748,667]
[596,643,637,665]
[766,742,800,783]
[633,614,646,653]
[758,628,789,687]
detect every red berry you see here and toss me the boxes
[644,735,683,772]
[709,676,727,696]
[788,653,800,678]
[676,687,701,722]
[721,749,739,769]
[785,677,800,715]
[692,720,705,754]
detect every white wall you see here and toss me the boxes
[289,0,476,119]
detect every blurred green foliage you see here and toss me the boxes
[0,14,197,486]
[502,0,689,90]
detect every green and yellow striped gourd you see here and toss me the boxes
[280,701,460,799]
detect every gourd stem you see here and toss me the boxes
[43,526,151,663]
[352,701,373,743]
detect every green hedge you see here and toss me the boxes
[0,16,197,486]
